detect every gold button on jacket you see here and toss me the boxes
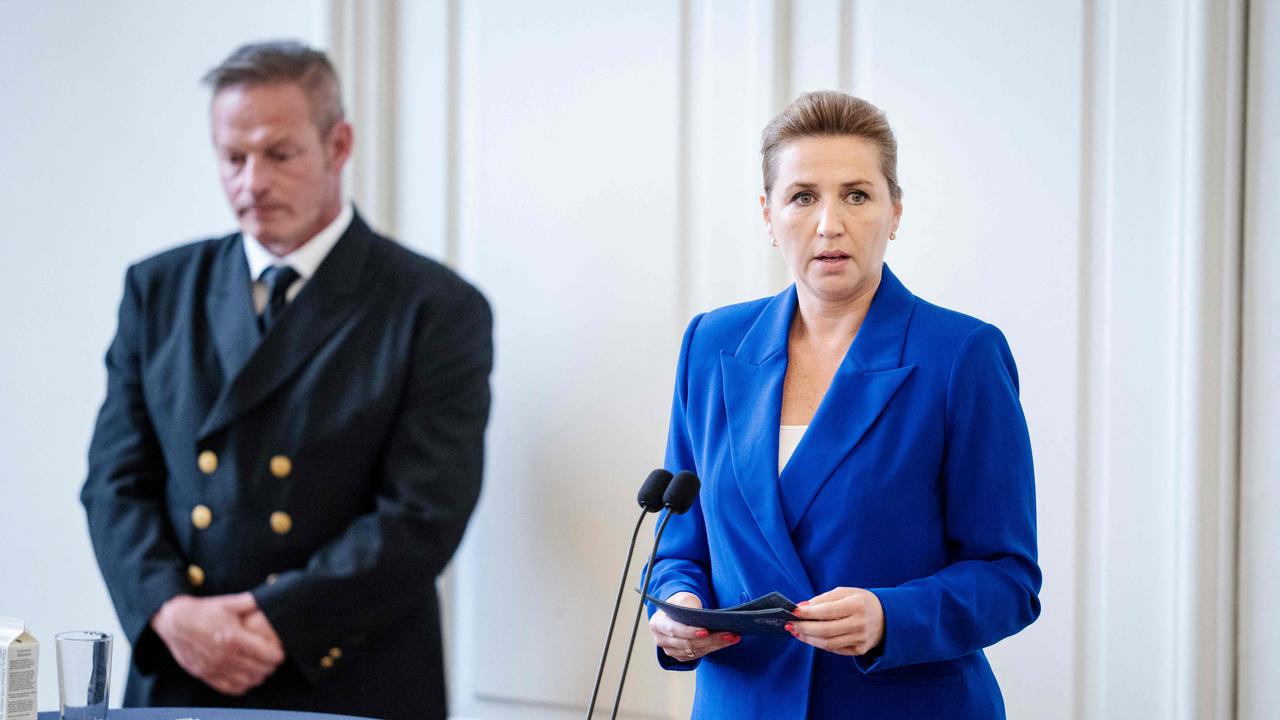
[270,511,293,535]
[191,504,212,529]
[269,455,292,478]
[320,656,334,669]
[197,450,218,474]
[187,564,205,587]
[328,647,342,659]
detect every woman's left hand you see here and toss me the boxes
[786,587,885,656]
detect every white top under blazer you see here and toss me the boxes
[778,424,808,474]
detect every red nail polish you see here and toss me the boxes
[720,633,734,641]
[784,623,794,633]
[695,629,708,638]
[797,601,810,607]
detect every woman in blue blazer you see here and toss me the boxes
[646,91,1041,719]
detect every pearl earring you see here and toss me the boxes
[889,231,897,241]
[771,236,779,247]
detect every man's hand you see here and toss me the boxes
[242,608,283,649]
[150,592,285,696]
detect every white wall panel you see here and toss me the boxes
[392,0,453,260]
[1079,1,1243,718]
[447,2,689,717]
[1238,1,1280,717]
[329,0,399,235]
[1080,2,1186,714]
[681,0,789,315]
[788,0,846,95]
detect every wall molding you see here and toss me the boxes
[1078,0,1245,717]
[328,0,399,235]
[1237,1,1280,716]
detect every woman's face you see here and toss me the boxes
[762,135,902,309]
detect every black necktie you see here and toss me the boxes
[259,265,300,333]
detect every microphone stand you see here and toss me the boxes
[585,509,650,719]
[608,510,675,720]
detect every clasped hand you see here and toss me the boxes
[151,592,285,696]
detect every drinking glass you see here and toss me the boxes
[55,631,112,720]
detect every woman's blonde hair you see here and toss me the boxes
[761,91,902,202]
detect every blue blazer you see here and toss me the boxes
[648,265,1040,719]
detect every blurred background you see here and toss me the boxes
[1,1,1275,718]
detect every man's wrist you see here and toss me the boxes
[150,593,190,635]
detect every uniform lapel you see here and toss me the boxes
[204,239,259,384]
[777,265,917,530]
[197,213,373,442]
[721,286,815,598]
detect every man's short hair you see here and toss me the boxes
[203,40,344,135]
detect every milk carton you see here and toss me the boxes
[0,618,37,720]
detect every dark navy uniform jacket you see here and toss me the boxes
[649,265,1040,719]
[81,212,492,720]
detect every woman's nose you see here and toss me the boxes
[816,205,845,238]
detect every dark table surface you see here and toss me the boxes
[38,709,376,720]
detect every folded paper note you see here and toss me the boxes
[641,590,799,637]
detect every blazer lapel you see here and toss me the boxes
[204,239,259,384]
[721,286,815,598]
[778,265,917,530]
[197,213,373,441]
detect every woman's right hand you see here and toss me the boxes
[648,591,741,662]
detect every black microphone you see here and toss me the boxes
[637,470,673,512]
[609,470,701,720]
[585,469,673,719]
[660,470,701,514]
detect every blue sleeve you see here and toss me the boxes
[645,314,712,671]
[860,323,1042,671]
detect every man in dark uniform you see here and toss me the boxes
[80,40,492,720]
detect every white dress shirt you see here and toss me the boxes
[242,202,354,314]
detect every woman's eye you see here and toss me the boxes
[846,190,868,203]
[793,192,815,205]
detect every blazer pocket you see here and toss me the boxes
[856,671,963,687]
[858,660,964,686]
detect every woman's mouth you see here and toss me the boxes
[814,251,851,264]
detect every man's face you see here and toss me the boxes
[211,82,351,254]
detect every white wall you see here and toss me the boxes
[1,1,1267,719]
